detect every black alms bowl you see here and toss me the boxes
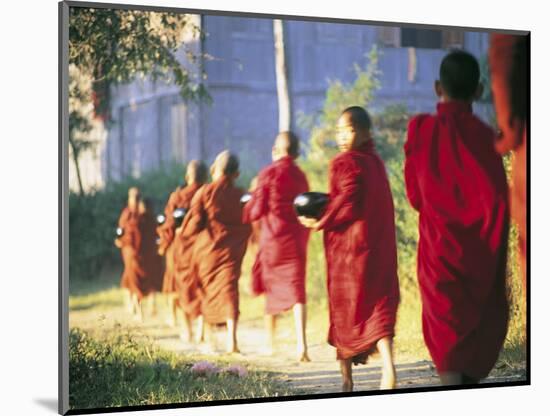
[293,192,329,219]
[240,193,252,205]
[156,214,166,225]
[116,227,124,237]
[173,208,187,227]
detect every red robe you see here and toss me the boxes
[138,210,165,295]
[182,177,251,324]
[157,183,201,294]
[404,101,510,379]
[243,156,310,315]
[489,34,528,291]
[317,142,400,362]
[117,207,146,299]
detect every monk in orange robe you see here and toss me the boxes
[181,151,251,353]
[137,198,165,316]
[404,50,509,385]
[300,107,400,391]
[489,34,528,293]
[171,161,208,342]
[156,161,208,327]
[243,132,311,361]
[115,187,146,320]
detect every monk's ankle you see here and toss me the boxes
[342,380,353,392]
[380,367,396,389]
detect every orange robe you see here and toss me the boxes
[489,34,528,291]
[117,207,146,299]
[182,177,251,324]
[172,185,205,318]
[157,183,201,294]
[138,210,165,295]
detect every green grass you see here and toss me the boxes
[69,328,297,410]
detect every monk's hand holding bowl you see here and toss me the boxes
[158,246,166,256]
[298,216,320,230]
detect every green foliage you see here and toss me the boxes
[298,46,418,288]
[69,163,186,280]
[69,8,209,109]
[298,46,381,163]
[68,8,211,194]
[69,328,294,409]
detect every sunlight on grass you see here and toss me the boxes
[69,328,296,410]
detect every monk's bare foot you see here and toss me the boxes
[342,381,353,392]
[226,346,241,355]
[297,351,311,362]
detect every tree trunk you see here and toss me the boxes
[273,19,293,133]
[69,136,85,196]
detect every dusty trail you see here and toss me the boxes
[69,299,525,395]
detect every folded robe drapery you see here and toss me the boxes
[317,141,400,362]
[181,177,251,324]
[157,183,201,294]
[117,207,146,299]
[243,156,310,315]
[404,101,509,379]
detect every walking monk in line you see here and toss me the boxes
[180,151,251,353]
[156,161,208,327]
[137,198,165,317]
[404,50,509,386]
[243,132,311,362]
[489,34,528,294]
[300,107,400,391]
[171,161,209,343]
[115,187,146,320]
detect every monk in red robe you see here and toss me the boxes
[243,132,311,361]
[181,151,251,353]
[404,50,509,385]
[247,176,261,247]
[489,34,528,294]
[156,161,207,328]
[115,187,146,320]
[137,198,165,316]
[300,107,400,391]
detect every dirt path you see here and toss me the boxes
[69,299,525,395]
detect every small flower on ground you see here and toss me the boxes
[190,361,220,376]
[223,364,248,378]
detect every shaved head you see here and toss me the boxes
[276,131,300,157]
[128,187,140,198]
[340,106,372,132]
[272,131,300,161]
[186,160,208,184]
[128,187,140,211]
[211,150,240,180]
